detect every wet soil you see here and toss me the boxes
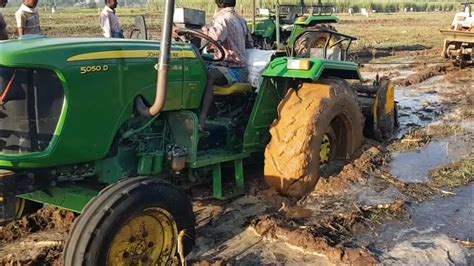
[0,50,472,265]
[0,208,75,265]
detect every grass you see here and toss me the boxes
[389,124,467,152]
[430,154,474,189]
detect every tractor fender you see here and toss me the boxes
[262,57,362,81]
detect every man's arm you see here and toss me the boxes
[15,11,25,37]
[99,12,111,38]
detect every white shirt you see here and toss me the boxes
[99,6,122,38]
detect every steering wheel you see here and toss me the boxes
[174,28,226,62]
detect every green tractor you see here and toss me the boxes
[248,0,339,53]
[0,0,396,264]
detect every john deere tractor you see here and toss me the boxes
[248,0,338,53]
[0,0,396,264]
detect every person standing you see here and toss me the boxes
[99,0,123,38]
[15,0,41,38]
[0,0,8,40]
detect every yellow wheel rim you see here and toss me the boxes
[320,134,331,166]
[108,208,178,266]
[15,198,26,218]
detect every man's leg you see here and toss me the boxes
[199,68,227,130]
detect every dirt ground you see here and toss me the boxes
[0,10,473,266]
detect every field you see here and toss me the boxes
[0,7,455,49]
[0,6,473,266]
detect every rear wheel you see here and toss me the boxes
[264,80,364,197]
[15,198,42,218]
[63,177,195,265]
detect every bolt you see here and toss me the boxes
[123,252,129,258]
[148,242,154,248]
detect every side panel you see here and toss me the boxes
[182,56,207,109]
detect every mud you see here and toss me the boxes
[0,207,75,265]
[0,48,472,265]
[315,143,388,197]
[251,215,376,265]
[397,64,454,86]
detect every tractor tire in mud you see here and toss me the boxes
[63,177,195,265]
[294,24,337,57]
[264,80,364,198]
[373,77,398,140]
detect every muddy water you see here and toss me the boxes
[356,183,474,264]
[390,136,472,182]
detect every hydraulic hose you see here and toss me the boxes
[135,0,175,117]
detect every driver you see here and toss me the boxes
[195,0,253,133]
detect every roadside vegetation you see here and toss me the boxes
[146,0,469,14]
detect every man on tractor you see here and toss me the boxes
[189,0,253,133]
[0,0,8,40]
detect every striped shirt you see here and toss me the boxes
[15,4,41,37]
[202,7,253,68]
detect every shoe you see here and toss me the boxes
[198,127,210,138]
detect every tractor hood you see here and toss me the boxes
[0,37,193,67]
[0,37,203,169]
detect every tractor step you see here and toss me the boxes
[190,150,248,199]
[212,159,245,200]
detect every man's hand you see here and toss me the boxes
[172,24,180,40]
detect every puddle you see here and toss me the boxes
[356,183,474,263]
[390,136,472,183]
[396,89,441,130]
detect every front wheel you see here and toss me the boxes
[63,177,195,265]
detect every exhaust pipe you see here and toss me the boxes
[135,0,175,117]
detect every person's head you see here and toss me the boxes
[0,0,8,8]
[23,0,37,8]
[105,0,118,9]
[215,0,235,8]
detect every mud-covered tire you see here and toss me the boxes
[264,80,364,198]
[373,77,397,140]
[294,24,337,57]
[63,177,195,265]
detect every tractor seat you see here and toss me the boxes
[214,83,253,96]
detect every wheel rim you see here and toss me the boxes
[108,208,178,265]
[15,198,26,218]
[319,133,332,166]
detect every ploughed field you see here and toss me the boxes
[0,9,473,265]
